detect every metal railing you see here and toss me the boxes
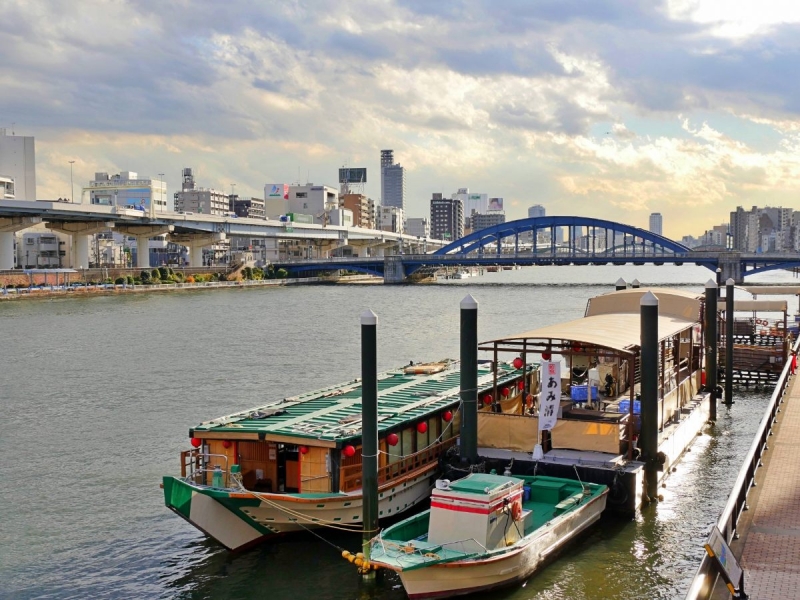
[180,450,231,488]
[684,335,799,599]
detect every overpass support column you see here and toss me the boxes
[0,217,43,269]
[169,232,226,268]
[135,235,152,269]
[74,234,90,269]
[718,253,743,284]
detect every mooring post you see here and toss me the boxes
[460,294,479,464]
[615,278,627,291]
[705,280,718,422]
[360,309,379,581]
[631,278,641,289]
[640,291,659,502]
[716,267,723,298]
[724,278,735,406]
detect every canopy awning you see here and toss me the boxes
[741,286,800,296]
[733,300,787,312]
[480,312,696,356]
[586,287,702,320]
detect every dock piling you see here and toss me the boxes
[705,280,718,422]
[631,278,640,289]
[615,278,627,291]
[724,278,734,406]
[360,309,379,582]
[640,291,659,501]
[460,294,479,464]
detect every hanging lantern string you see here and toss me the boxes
[379,399,463,459]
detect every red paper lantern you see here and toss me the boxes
[190,437,202,448]
[299,446,309,454]
[513,357,524,369]
[442,410,453,422]
[518,381,524,391]
[343,445,356,458]
[572,342,582,352]
[483,394,493,405]
[387,433,399,446]
[222,440,232,449]
[502,387,510,397]
[417,422,428,434]
[542,352,552,361]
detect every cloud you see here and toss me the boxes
[3,0,800,238]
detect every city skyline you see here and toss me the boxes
[3,1,800,238]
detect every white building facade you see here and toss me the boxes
[1,175,14,199]
[649,212,663,236]
[406,217,430,238]
[377,206,405,233]
[0,129,36,200]
[287,184,338,224]
[88,171,168,214]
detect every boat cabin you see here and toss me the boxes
[181,360,535,494]
[477,288,707,458]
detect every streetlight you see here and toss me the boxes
[69,160,75,203]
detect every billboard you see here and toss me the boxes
[266,184,289,199]
[338,167,367,184]
[488,197,504,211]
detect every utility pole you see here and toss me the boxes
[69,161,75,203]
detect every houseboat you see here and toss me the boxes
[474,287,712,512]
[163,359,537,551]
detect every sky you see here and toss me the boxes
[3,0,800,239]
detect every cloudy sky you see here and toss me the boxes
[3,0,800,238]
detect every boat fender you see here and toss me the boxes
[714,385,724,399]
[424,552,441,560]
[511,502,522,521]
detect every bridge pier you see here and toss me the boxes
[171,233,226,267]
[47,221,116,268]
[0,217,43,269]
[717,253,744,284]
[383,256,406,284]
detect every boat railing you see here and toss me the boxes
[340,437,457,492]
[684,335,800,600]
[180,450,230,488]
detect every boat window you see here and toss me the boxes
[402,427,415,456]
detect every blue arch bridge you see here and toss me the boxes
[275,216,800,284]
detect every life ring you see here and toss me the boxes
[511,502,522,521]
[756,319,768,326]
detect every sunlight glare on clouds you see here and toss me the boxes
[668,0,800,38]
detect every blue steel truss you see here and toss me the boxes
[433,216,690,257]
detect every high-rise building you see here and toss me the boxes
[0,129,36,200]
[380,150,405,210]
[528,205,546,219]
[470,212,505,231]
[340,193,376,229]
[430,193,464,241]
[649,212,663,236]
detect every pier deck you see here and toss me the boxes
[713,371,800,598]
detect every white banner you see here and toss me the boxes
[539,360,561,431]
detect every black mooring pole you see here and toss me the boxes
[460,294,479,464]
[360,309,378,581]
[705,280,718,422]
[725,279,734,406]
[640,291,659,502]
[615,278,626,291]
[716,267,723,298]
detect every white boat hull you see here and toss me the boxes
[398,492,607,599]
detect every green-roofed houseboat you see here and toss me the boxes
[163,360,536,551]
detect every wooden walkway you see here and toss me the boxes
[717,371,800,598]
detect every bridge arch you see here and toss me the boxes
[433,216,690,257]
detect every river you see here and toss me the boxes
[1,264,795,599]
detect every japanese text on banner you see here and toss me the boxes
[539,360,561,431]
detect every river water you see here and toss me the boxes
[1,264,796,599]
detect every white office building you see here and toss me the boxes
[18,231,66,268]
[406,217,430,238]
[0,129,36,200]
[377,206,405,234]
[287,184,338,224]
[380,150,405,211]
[88,171,168,214]
[649,212,663,236]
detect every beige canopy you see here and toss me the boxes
[480,312,696,355]
[733,300,787,312]
[741,286,800,296]
[586,287,702,320]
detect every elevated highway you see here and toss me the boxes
[0,200,442,269]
